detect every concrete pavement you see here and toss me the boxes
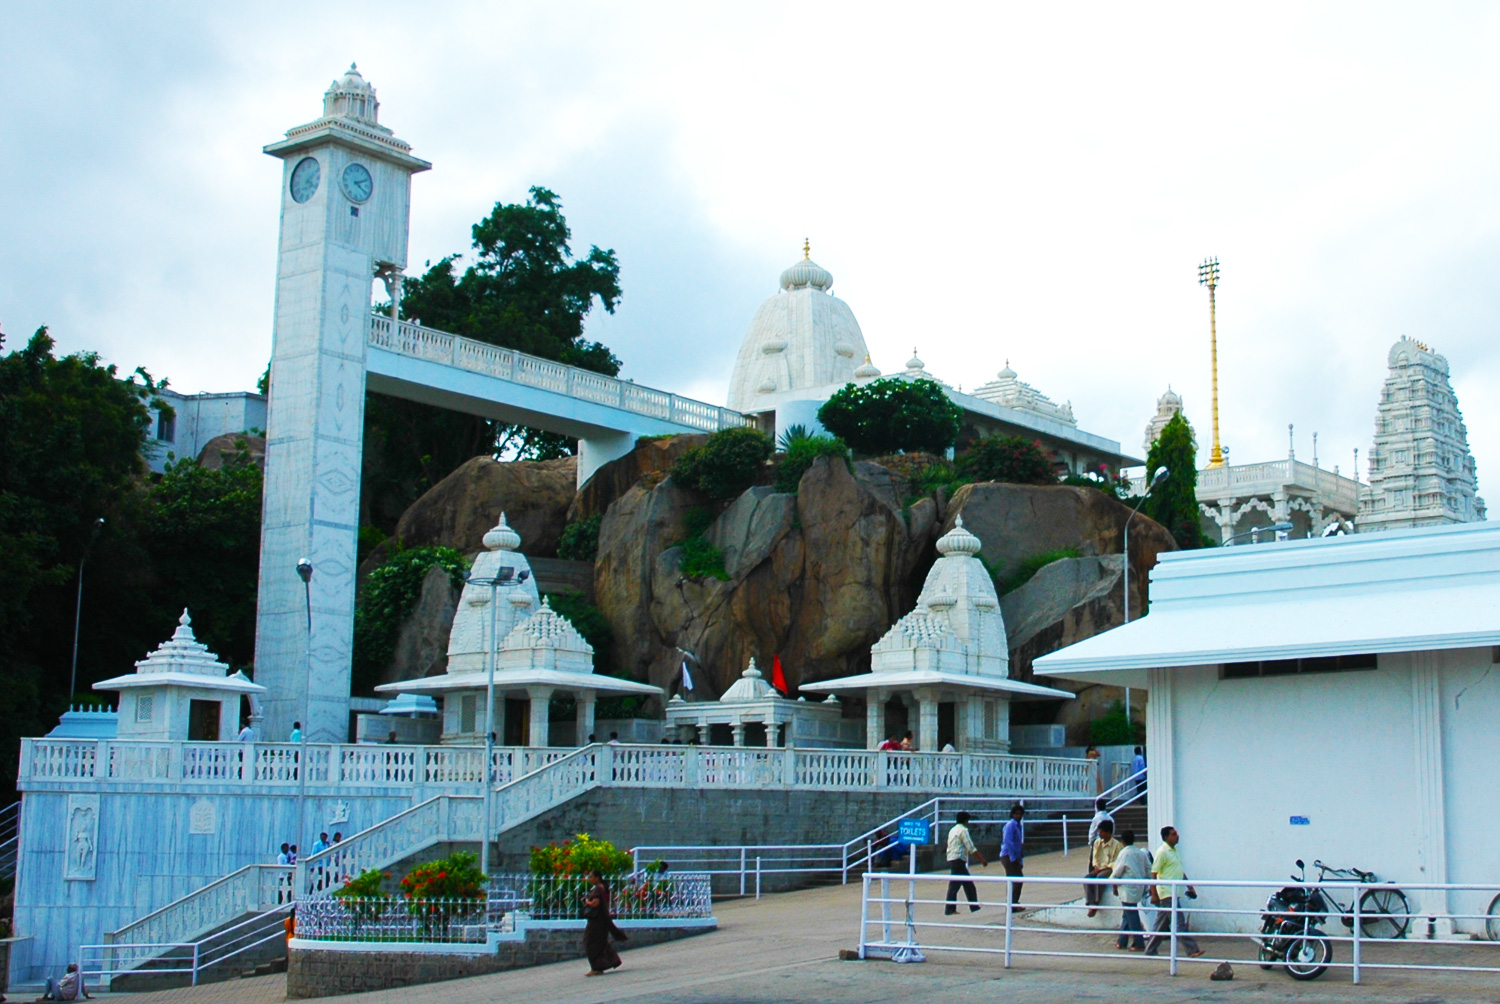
[114,850,1500,1004]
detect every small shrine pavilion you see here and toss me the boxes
[375,514,661,746]
[94,610,265,742]
[803,517,1072,751]
[665,658,859,748]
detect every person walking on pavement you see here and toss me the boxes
[1086,819,1123,916]
[944,811,986,914]
[1145,825,1204,957]
[1110,829,1150,950]
[999,802,1026,911]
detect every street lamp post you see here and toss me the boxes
[465,565,526,878]
[295,558,313,862]
[69,517,105,701]
[1123,467,1170,626]
[1222,521,1294,546]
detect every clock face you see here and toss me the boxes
[341,163,374,204]
[289,157,320,203]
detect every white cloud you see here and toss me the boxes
[3,1,1499,494]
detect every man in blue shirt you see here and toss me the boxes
[999,802,1026,911]
[1130,746,1147,799]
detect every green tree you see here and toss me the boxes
[816,377,962,456]
[1143,412,1209,549]
[351,545,469,695]
[362,187,623,531]
[957,435,1057,485]
[138,447,264,665]
[0,327,165,790]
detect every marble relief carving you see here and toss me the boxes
[64,794,99,881]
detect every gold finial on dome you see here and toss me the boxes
[803,238,810,260]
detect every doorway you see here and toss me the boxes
[188,700,221,742]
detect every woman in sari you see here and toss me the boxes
[583,869,626,976]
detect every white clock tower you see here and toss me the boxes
[256,66,430,742]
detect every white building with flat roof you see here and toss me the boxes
[1034,522,1500,936]
[145,388,266,473]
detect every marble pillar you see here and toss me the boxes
[527,686,552,748]
[866,688,888,749]
[731,722,746,747]
[577,690,596,746]
[916,688,940,752]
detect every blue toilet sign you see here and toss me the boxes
[898,819,932,845]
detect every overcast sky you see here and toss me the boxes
[4,2,1499,491]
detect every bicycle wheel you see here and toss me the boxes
[1358,887,1410,940]
[1284,935,1331,981]
[1486,892,1500,942]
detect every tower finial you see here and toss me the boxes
[803,237,810,260]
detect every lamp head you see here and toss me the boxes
[296,558,313,584]
[1150,466,1170,487]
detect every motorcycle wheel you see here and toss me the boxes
[1257,941,1276,970]
[1359,887,1410,941]
[1284,935,1331,981]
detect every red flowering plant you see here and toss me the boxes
[332,868,392,928]
[398,850,488,934]
[526,833,633,919]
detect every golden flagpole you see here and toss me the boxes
[1199,257,1226,468]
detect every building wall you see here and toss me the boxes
[1151,649,1497,934]
[145,391,267,473]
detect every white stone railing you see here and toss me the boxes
[369,315,749,433]
[107,742,1092,946]
[1132,459,1360,513]
[17,739,576,790]
[104,863,292,949]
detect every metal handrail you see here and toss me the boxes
[82,905,291,987]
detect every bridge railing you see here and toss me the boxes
[370,315,748,433]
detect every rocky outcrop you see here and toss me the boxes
[197,433,265,470]
[569,434,710,524]
[381,564,462,685]
[363,456,577,578]
[1001,555,1130,682]
[944,483,1176,588]
[595,457,936,698]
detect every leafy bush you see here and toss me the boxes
[679,537,729,581]
[775,434,850,493]
[1142,412,1213,549]
[357,524,388,565]
[335,868,392,900]
[817,377,963,456]
[1089,700,1142,746]
[352,545,469,694]
[529,833,633,877]
[907,460,970,499]
[994,546,1081,595]
[957,435,1058,485]
[400,850,487,901]
[670,427,773,498]
[775,423,812,452]
[557,514,601,561]
[1061,467,1134,501]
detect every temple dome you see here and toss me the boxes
[482,512,521,552]
[727,244,872,413]
[779,258,834,292]
[720,658,779,703]
[935,515,982,557]
[134,610,231,678]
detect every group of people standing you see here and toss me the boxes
[942,797,1204,958]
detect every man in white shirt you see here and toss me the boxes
[944,811,987,915]
[1109,829,1151,950]
[237,722,256,742]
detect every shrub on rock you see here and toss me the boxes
[670,427,773,498]
[817,377,962,456]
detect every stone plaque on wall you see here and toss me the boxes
[64,793,99,881]
[189,798,217,835]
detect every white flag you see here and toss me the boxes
[681,660,695,691]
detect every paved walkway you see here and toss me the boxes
[111,851,1500,1004]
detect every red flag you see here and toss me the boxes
[771,654,789,695]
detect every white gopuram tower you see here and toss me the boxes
[1358,337,1486,531]
[255,66,430,741]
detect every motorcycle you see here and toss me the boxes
[1257,859,1332,980]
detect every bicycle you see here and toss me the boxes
[1311,859,1410,940]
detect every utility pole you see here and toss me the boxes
[1199,258,1226,468]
